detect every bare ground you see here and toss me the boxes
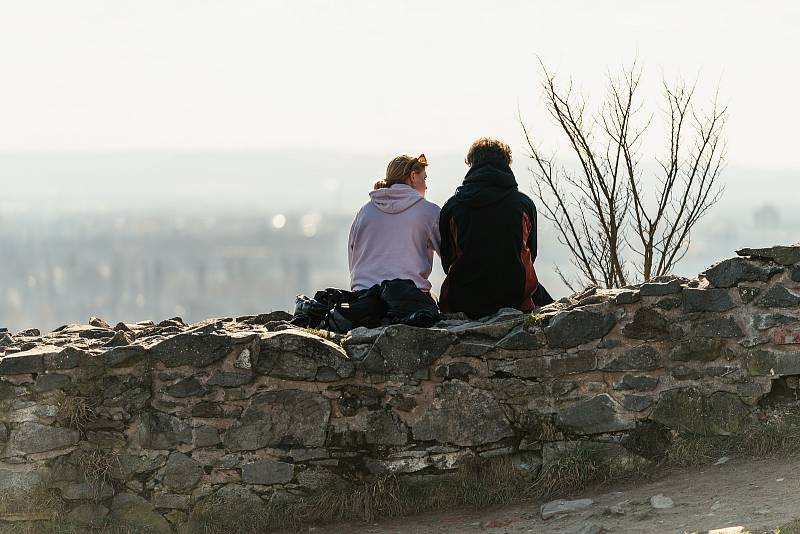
[307,456,800,534]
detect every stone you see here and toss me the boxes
[613,374,658,391]
[207,370,254,387]
[76,326,115,339]
[793,266,800,282]
[541,498,594,520]
[162,452,203,493]
[164,377,207,398]
[191,401,242,418]
[0,466,42,492]
[193,426,220,447]
[670,366,700,380]
[682,288,735,312]
[603,345,660,371]
[223,389,330,450]
[411,380,513,446]
[544,308,616,349]
[447,314,522,339]
[739,286,761,303]
[150,332,234,368]
[143,412,192,449]
[242,311,293,324]
[669,338,730,362]
[7,422,79,454]
[213,484,264,508]
[111,454,166,480]
[495,325,545,350]
[365,410,409,446]
[255,330,350,380]
[491,350,596,378]
[345,326,387,345]
[363,450,469,475]
[556,394,635,434]
[59,481,114,500]
[651,388,752,434]
[736,245,800,266]
[331,384,383,416]
[747,348,800,376]
[0,380,15,400]
[103,330,134,347]
[110,493,171,534]
[693,316,743,338]
[344,343,371,361]
[0,346,47,374]
[471,377,547,406]
[614,290,641,305]
[752,313,799,330]
[650,494,674,509]
[704,258,783,288]
[66,503,109,527]
[86,430,125,449]
[153,493,191,510]
[241,458,294,485]
[102,345,147,367]
[362,325,453,376]
[0,333,13,347]
[755,284,800,308]
[434,361,478,379]
[622,394,653,411]
[622,308,673,340]
[655,297,682,310]
[640,279,682,296]
[34,373,70,391]
[42,346,85,370]
[89,316,111,329]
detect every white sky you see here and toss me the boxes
[1,0,799,170]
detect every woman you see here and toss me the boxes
[292,154,441,331]
[348,153,441,293]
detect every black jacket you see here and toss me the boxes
[439,162,540,319]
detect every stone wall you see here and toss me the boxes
[1,244,799,530]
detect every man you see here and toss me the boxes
[439,137,552,318]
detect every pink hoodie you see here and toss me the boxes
[348,184,441,291]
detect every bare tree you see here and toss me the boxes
[521,61,726,291]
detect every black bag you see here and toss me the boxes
[379,279,439,328]
[290,279,439,333]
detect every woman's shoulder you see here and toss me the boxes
[417,197,441,214]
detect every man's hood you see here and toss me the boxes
[369,184,424,214]
[453,163,519,207]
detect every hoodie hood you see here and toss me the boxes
[369,184,424,214]
[454,163,518,207]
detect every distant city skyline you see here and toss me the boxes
[2,1,798,332]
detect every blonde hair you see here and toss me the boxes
[374,154,428,190]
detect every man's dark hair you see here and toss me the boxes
[465,137,512,167]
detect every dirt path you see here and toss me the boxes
[308,456,800,534]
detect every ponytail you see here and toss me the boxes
[373,154,428,190]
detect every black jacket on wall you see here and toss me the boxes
[438,162,542,319]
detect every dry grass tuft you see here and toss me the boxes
[76,448,121,502]
[56,396,97,436]
[666,408,800,468]
[0,484,64,521]
[189,450,633,533]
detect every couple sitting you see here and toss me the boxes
[292,137,553,333]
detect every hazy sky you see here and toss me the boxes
[1,0,799,170]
